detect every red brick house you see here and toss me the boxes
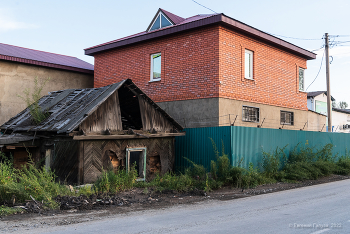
[85,9,324,131]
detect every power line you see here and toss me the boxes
[191,0,217,13]
[306,49,325,91]
[267,33,322,41]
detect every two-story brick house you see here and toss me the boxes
[85,8,324,131]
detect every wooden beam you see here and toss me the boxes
[73,132,186,140]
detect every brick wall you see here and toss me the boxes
[94,26,220,102]
[219,26,307,110]
[94,24,308,110]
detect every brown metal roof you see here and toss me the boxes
[0,43,94,74]
[85,11,316,60]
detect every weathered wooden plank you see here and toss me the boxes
[138,95,174,132]
[80,91,122,134]
[78,141,84,184]
[73,132,185,140]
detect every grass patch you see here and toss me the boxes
[0,205,23,216]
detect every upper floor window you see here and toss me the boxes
[245,49,253,79]
[242,106,259,122]
[148,13,173,32]
[299,68,305,91]
[150,53,161,81]
[280,111,294,125]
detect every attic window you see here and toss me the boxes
[149,13,173,32]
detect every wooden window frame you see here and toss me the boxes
[126,147,147,181]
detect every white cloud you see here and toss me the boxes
[0,9,38,31]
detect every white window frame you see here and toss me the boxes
[299,67,305,91]
[148,12,173,32]
[150,53,161,82]
[242,105,259,123]
[245,49,254,79]
[126,147,147,181]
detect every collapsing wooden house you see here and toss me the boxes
[0,79,184,184]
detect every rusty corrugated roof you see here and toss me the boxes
[0,79,183,134]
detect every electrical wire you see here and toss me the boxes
[191,0,217,13]
[306,49,325,91]
[266,33,322,41]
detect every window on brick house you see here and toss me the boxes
[242,106,259,122]
[245,49,253,79]
[280,111,294,125]
[299,68,305,91]
[150,53,161,81]
[149,13,173,32]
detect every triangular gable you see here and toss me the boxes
[147,9,183,32]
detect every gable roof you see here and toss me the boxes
[85,9,316,60]
[0,79,183,134]
[307,91,335,101]
[0,42,94,74]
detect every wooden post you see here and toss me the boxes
[325,33,332,132]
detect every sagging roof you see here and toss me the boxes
[0,79,183,134]
[0,133,36,145]
[307,91,335,101]
[85,8,316,60]
[0,42,94,74]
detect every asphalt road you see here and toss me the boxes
[22,179,350,234]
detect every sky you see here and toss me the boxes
[1,0,350,105]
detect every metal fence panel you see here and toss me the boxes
[175,126,350,171]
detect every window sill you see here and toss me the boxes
[149,79,161,83]
[244,77,254,81]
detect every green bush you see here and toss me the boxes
[262,145,287,178]
[94,167,137,194]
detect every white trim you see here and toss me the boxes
[150,53,161,82]
[299,67,305,91]
[148,12,173,32]
[245,49,253,79]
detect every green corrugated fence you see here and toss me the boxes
[175,126,350,171]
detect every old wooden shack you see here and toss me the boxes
[0,79,184,184]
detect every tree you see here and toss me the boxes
[332,101,338,108]
[338,101,348,109]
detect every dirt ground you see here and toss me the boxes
[0,174,349,233]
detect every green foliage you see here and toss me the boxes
[94,167,137,194]
[0,152,16,202]
[0,205,23,216]
[146,172,195,192]
[18,77,50,125]
[262,145,287,178]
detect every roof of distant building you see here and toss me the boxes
[332,108,350,114]
[85,8,316,60]
[307,91,335,101]
[0,42,94,74]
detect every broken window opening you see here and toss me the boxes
[118,86,143,130]
[149,155,161,174]
[126,147,146,181]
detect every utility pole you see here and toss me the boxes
[325,33,332,132]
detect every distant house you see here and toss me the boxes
[307,91,335,116]
[0,42,94,125]
[84,8,325,131]
[0,79,184,184]
[332,108,350,133]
